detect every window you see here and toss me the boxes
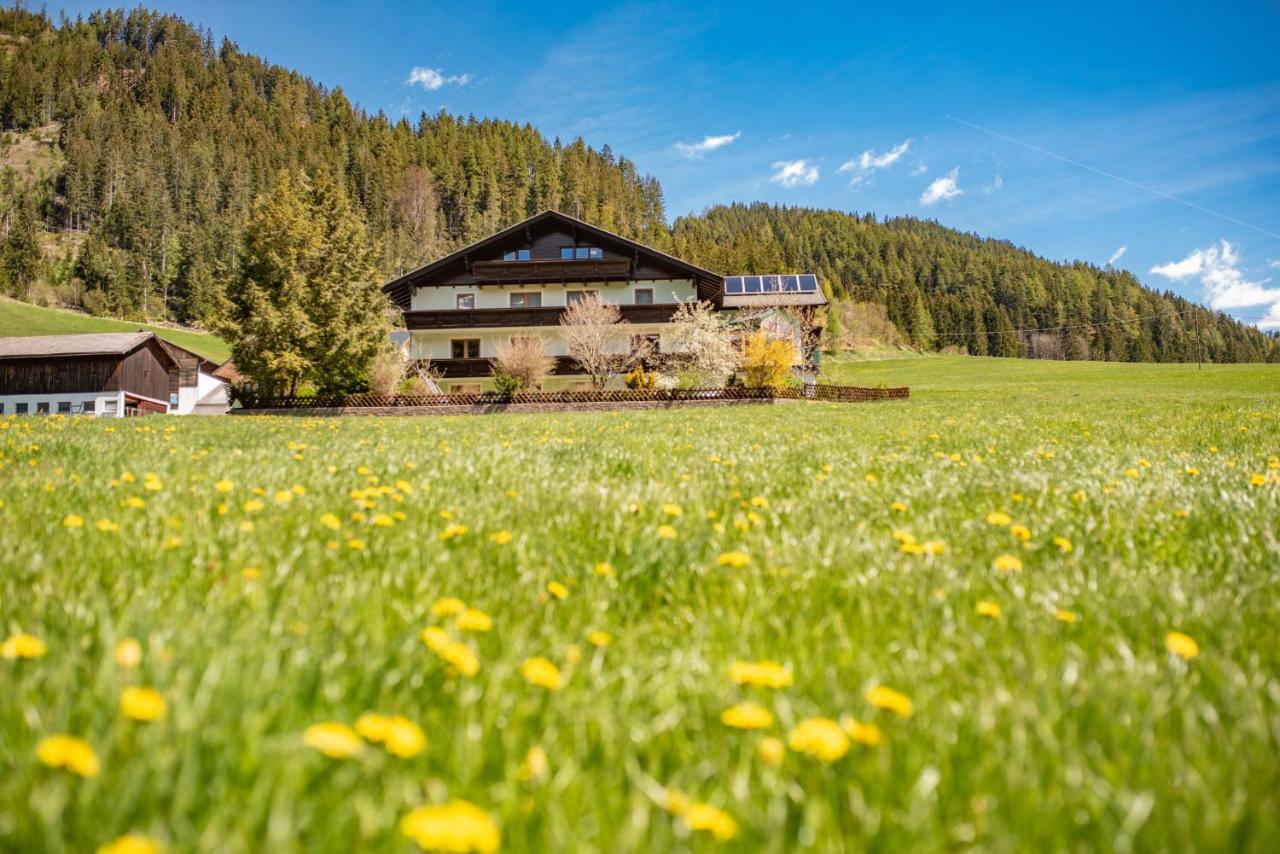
[566,290,598,305]
[37,402,50,414]
[510,292,542,308]
[16,403,28,414]
[451,339,481,359]
[57,401,72,414]
[83,399,96,414]
[103,398,119,416]
[456,293,476,309]
[635,288,654,305]
[502,248,531,261]
[560,246,603,260]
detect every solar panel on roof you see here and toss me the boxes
[798,274,818,292]
[744,276,761,293]
[724,276,744,294]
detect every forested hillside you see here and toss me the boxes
[1,6,1275,363]
[672,205,1277,362]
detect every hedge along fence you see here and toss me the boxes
[235,384,909,412]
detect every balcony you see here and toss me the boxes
[422,356,582,378]
[404,304,680,330]
[470,258,631,284]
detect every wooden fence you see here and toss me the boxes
[236,384,908,411]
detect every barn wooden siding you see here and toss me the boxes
[0,340,174,401]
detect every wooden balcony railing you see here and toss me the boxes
[404,304,680,330]
[471,258,631,283]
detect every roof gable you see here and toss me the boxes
[384,210,721,308]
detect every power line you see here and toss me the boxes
[945,115,1280,242]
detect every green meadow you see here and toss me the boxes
[1,356,1278,852]
[0,298,230,363]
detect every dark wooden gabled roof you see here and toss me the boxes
[382,210,722,309]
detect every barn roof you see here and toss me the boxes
[0,332,160,360]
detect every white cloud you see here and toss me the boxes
[910,163,928,176]
[983,174,1003,194]
[674,132,740,158]
[1150,240,1280,327]
[406,67,472,91]
[920,167,962,205]
[838,139,912,175]
[1106,245,1128,266]
[770,160,819,188]
[1270,259,1280,269]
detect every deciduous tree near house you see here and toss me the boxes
[559,294,641,389]
[492,336,555,393]
[663,299,740,384]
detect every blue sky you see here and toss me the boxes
[52,0,1280,328]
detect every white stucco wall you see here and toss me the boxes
[410,322,681,361]
[0,391,131,417]
[409,279,695,311]
[170,371,229,415]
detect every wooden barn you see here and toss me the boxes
[0,332,178,416]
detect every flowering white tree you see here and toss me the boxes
[664,299,740,384]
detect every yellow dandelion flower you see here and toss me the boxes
[243,499,264,513]
[399,801,500,854]
[115,638,142,668]
[303,722,363,758]
[840,716,884,746]
[715,550,751,568]
[1185,466,1200,476]
[143,477,162,492]
[787,718,850,763]
[124,496,146,509]
[587,630,612,647]
[720,702,774,730]
[975,600,1002,619]
[1054,609,1079,623]
[94,519,119,533]
[384,716,427,758]
[488,530,512,545]
[420,626,450,651]
[985,511,1012,526]
[438,523,468,541]
[432,597,467,617]
[96,834,163,854]
[864,473,878,484]
[521,657,562,691]
[546,581,569,600]
[1124,468,1140,479]
[1249,473,1267,486]
[750,495,769,508]
[890,501,908,513]
[891,528,916,544]
[1009,525,1031,542]
[214,479,235,494]
[2,632,47,660]
[1053,536,1073,553]
[355,712,391,743]
[729,660,793,688]
[455,609,493,633]
[656,524,678,540]
[519,745,549,781]
[120,687,166,722]
[662,503,683,517]
[1166,631,1199,660]
[683,802,739,841]
[921,540,946,554]
[36,734,100,777]
[372,513,394,528]
[866,685,915,718]
[63,513,85,528]
[757,736,786,766]
[993,554,1023,572]
[592,561,616,578]
[346,538,366,551]
[318,512,341,531]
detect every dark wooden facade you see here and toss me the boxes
[384,210,722,309]
[0,337,176,402]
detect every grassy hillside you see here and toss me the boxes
[2,358,1277,850]
[0,297,230,362]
